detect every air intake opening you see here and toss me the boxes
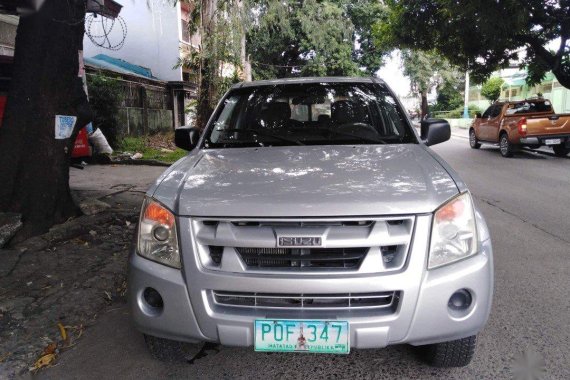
[236,247,368,270]
[208,246,224,265]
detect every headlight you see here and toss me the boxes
[137,198,180,268]
[428,192,478,269]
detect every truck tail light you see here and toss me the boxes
[517,117,527,137]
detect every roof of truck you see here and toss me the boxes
[231,76,385,89]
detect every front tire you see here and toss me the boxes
[553,144,569,157]
[419,335,477,367]
[144,334,202,362]
[499,133,514,157]
[469,129,481,149]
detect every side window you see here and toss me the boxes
[291,104,309,121]
[482,106,493,118]
[490,105,502,118]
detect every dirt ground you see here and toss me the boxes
[0,165,165,379]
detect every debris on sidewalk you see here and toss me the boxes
[88,128,113,155]
[78,198,111,216]
[0,213,23,248]
[131,152,143,160]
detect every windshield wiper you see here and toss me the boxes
[220,128,305,146]
[308,127,388,144]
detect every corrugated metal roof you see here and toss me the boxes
[85,54,155,79]
[502,71,556,87]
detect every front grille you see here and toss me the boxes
[235,247,367,269]
[193,216,415,274]
[213,290,400,310]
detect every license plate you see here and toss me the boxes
[545,138,561,145]
[254,319,349,354]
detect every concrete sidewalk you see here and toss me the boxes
[450,126,469,139]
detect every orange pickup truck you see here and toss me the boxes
[469,99,570,157]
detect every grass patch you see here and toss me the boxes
[118,135,187,164]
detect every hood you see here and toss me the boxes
[152,144,459,217]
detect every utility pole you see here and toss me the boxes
[463,69,470,119]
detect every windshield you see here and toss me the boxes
[203,82,416,148]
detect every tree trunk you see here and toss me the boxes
[420,91,428,119]
[195,0,218,130]
[238,0,251,82]
[0,0,91,242]
[552,66,570,89]
[196,57,214,130]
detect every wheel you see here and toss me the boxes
[499,133,514,157]
[419,335,477,367]
[144,334,202,362]
[552,144,569,157]
[469,129,481,149]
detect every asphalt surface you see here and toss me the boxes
[38,137,570,379]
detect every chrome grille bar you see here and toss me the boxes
[213,291,400,310]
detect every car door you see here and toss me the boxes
[479,104,502,141]
[485,104,504,142]
[477,105,494,141]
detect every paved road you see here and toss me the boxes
[40,137,570,379]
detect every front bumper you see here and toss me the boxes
[129,214,493,348]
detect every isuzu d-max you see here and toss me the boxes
[129,77,493,367]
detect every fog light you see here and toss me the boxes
[143,287,164,309]
[448,289,472,311]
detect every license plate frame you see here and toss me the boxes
[254,319,350,354]
[545,138,562,145]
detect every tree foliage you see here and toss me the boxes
[179,0,390,126]
[247,0,388,79]
[87,75,123,148]
[176,0,245,128]
[400,50,461,118]
[481,77,505,103]
[431,82,465,113]
[375,0,570,89]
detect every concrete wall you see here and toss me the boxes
[446,118,473,129]
[0,15,18,56]
[118,108,173,136]
[84,1,182,82]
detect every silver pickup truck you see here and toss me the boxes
[129,77,493,367]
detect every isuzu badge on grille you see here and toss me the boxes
[277,236,322,247]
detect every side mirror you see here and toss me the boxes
[175,126,200,151]
[475,112,482,118]
[420,118,451,146]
